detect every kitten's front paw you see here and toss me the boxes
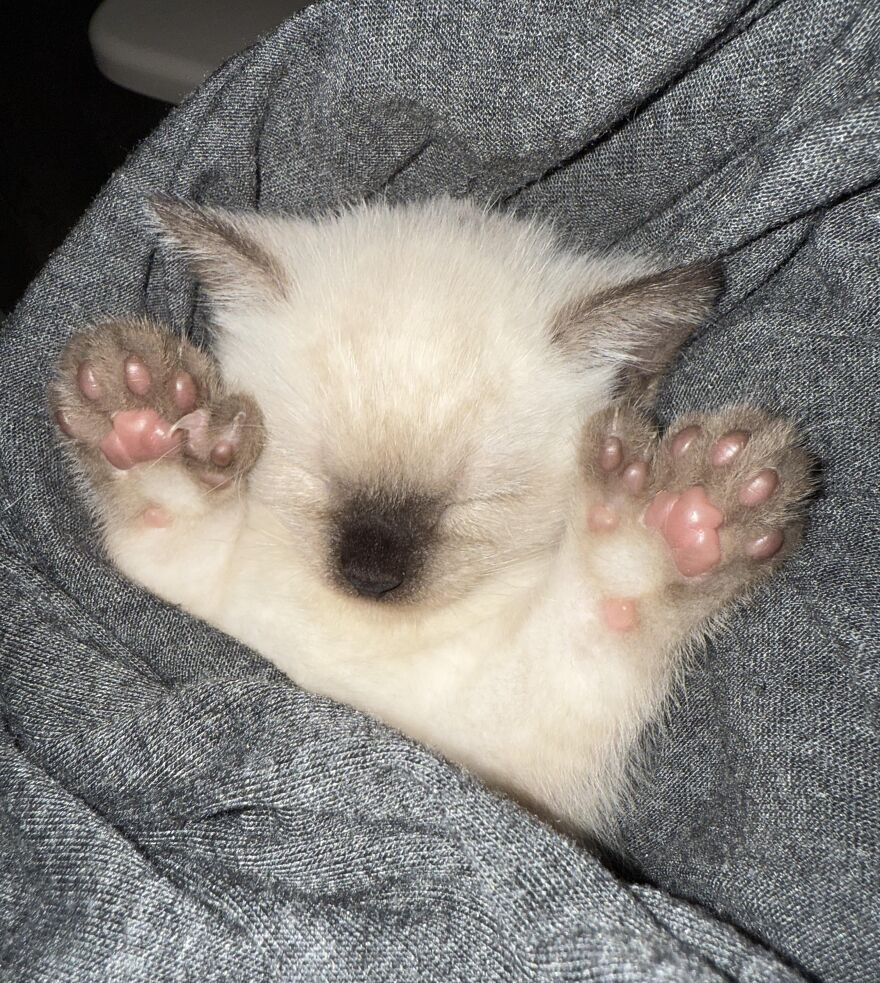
[584,405,815,588]
[646,410,815,581]
[50,319,265,490]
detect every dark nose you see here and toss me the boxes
[337,518,411,598]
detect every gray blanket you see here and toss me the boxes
[1,1,878,980]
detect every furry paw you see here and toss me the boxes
[646,409,814,579]
[583,405,814,587]
[50,319,265,490]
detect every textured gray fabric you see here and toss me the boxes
[1,1,878,980]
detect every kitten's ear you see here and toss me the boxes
[148,196,289,308]
[550,260,723,395]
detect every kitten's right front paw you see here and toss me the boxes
[50,319,265,490]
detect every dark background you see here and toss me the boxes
[1,1,170,313]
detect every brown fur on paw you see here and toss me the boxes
[49,318,265,490]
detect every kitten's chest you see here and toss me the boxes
[218,519,604,751]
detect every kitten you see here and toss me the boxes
[49,197,813,838]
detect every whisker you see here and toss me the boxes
[140,443,188,472]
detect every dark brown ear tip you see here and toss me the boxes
[145,192,180,215]
[690,258,725,299]
[144,194,202,233]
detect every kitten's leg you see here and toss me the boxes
[49,319,265,612]
[580,404,815,643]
[458,408,814,837]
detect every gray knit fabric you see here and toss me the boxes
[1,2,878,980]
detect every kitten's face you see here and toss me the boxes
[153,197,720,611]
[234,218,598,608]
[255,352,585,608]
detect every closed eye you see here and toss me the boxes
[447,487,525,509]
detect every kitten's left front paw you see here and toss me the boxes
[645,410,815,581]
[584,405,815,590]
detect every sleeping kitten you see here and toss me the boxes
[49,197,813,838]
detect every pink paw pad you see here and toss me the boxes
[173,371,198,412]
[210,440,236,468]
[99,409,182,470]
[198,471,233,490]
[671,425,702,457]
[644,485,724,577]
[587,504,619,532]
[747,530,784,560]
[600,597,639,633]
[739,469,778,506]
[142,505,172,528]
[124,356,152,396]
[78,362,101,401]
[711,431,749,467]
[622,460,648,494]
[600,437,623,472]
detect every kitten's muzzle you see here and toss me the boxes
[333,494,437,601]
